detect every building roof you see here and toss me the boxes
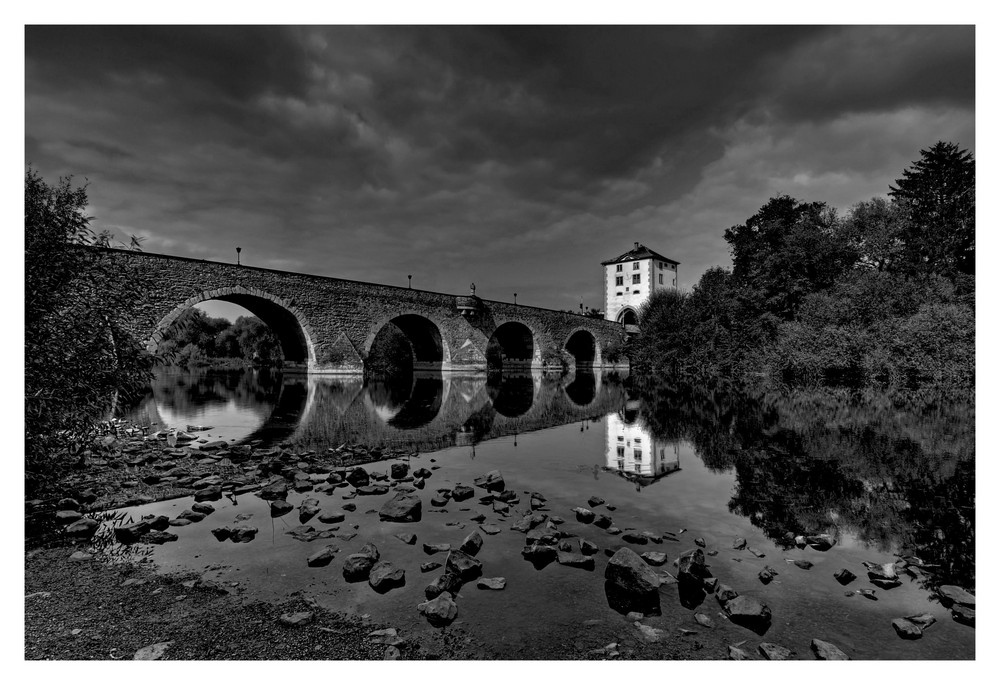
[601,242,679,266]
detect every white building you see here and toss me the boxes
[602,242,679,329]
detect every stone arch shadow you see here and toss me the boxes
[362,310,453,371]
[147,286,317,369]
[563,327,602,369]
[486,319,540,370]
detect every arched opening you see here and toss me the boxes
[366,314,446,376]
[486,322,535,371]
[617,308,638,327]
[565,329,597,367]
[150,289,313,368]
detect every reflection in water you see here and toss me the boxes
[564,371,596,406]
[633,380,975,590]
[486,371,536,417]
[366,375,444,429]
[126,368,973,594]
[604,410,680,487]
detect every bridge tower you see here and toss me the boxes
[602,242,679,333]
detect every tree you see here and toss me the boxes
[724,195,858,320]
[844,197,906,272]
[889,141,975,278]
[25,168,154,491]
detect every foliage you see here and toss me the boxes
[365,322,413,378]
[158,308,283,367]
[25,168,155,492]
[633,142,974,391]
[889,141,975,278]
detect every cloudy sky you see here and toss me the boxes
[25,25,975,316]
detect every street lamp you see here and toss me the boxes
[236,246,242,265]
[408,274,412,289]
[514,292,517,305]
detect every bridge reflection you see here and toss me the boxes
[130,367,628,452]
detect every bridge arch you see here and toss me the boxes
[363,311,452,371]
[564,327,599,368]
[486,321,536,370]
[147,286,317,366]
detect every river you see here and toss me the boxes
[120,367,975,659]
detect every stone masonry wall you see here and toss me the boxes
[98,248,629,374]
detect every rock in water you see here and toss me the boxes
[758,642,793,660]
[298,498,321,523]
[732,537,747,550]
[390,463,409,480]
[811,638,850,660]
[759,566,778,584]
[557,551,595,570]
[319,512,346,524]
[793,560,814,570]
[369,561,405,593]
[473,469,505,492]
[418,592,458,626]
[420,561,442,573]
[423,543,451,555]
[806,534,835,551]
[452,484,474,501]
[634,622,666,643]
[114,521,151,544]
[346,468,370,487]
[394,532,416,545]
[728,645,751,660]
[425,572,462,599]
[460,531,484,556]
[891,618,924,639]
[938,585,976,608]
[573,507,596,523]
[722,595,772,634]
[270,500,293,517]
[445,549,483,581]
[379,492,422,522]
[694,613,714,628]
[951,605,975,626]
[834,568,857,585]
[307,545,338,567]
[587,496,605,508]
[477,577,506,590]
[605,548,662,595]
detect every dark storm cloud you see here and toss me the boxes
[25,25,975,310]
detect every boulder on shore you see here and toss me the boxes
[379,492,422,522]
[605,548,662,595]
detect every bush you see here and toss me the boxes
[25,168,154,493]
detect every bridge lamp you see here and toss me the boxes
[514,292,517,305]
[236,246,242,265]
[408,274,412,289]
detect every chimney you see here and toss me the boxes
[634,241,639,250]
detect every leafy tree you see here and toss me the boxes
[724,195,858,320]
[889,141,975,278]
[844,197,906,272]
[25,168,154,491]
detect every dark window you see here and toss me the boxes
[633,262,640,270]
[658,274,663,285]
[615,276,623,286]
[632,274,640,284]
[616,264,623,272]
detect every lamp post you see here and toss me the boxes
[408,274,412,289]
[513,292,517,305]
[236,246,241,265]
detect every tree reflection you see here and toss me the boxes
[634,379,974,589]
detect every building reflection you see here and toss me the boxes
[605,400,680,486]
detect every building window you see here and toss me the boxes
[616,446,625,457]
[658,261,663,269]
[634,449,643,460]
[633,262,640,270]
[617,436,624,442]
[635,437,642,444]
[615,276,623,286]
[633,289,640,294]
[632,274,640,284]
[616,264,623,272]
[658,274,663,285]
[672,278,676,286]
[616,291,622,296]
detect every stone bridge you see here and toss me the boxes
[98,248,629,374]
